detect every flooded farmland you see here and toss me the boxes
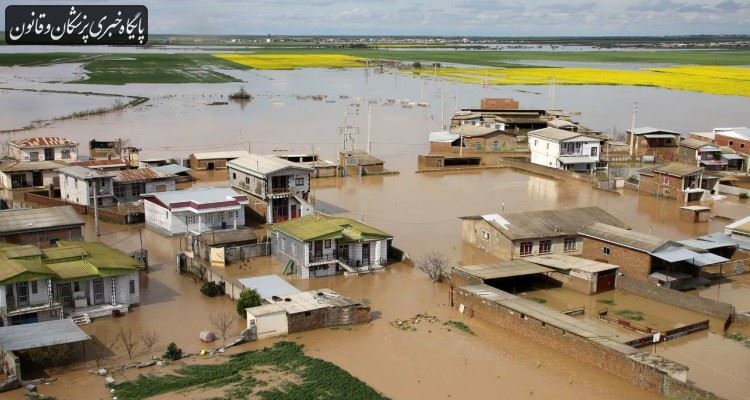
[1,58,750,400]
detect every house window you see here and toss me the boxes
[31,280,38,294]
[129,280,136,294]
[295,177,304,186]
[29,151,39,161]
[16,282,29,306]
[729,140,734,146]
[324,239,331,249]
[245,177,250,184]
[742,143,746,149]
[663,175,669,185]
[520,241,533,256]
[602,246,611,255]
[539,240,552,254]
[61,150,71,159]
[591,147,598,157]
[534,140,538,146]
[73,281,81,292]
[563,237,576,252]
[232,173,236,179]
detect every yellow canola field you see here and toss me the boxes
[419,66,750,97]
[214,53,365,70]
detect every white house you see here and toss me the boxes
[141,187,248,236]
[8,137,79,162]
[528,127,603,172]
[228,154,313,224]
[58,166,117,207]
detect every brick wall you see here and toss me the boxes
[480,98,519,110]
[616,275,735,321]
[715,134,750,156]
[287,309,327,333]
[581,237,652,281]
[638,173,684,200]
[662,376,726,400]
[454,287,666,392]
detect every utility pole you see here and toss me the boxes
[630,101,638,157]
[367,103,372,154]
[92,179,100,237]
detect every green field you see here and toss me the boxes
[113,342,387,400]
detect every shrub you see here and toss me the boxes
[740,192,749,199]
[200,281,223,297]
[236,289,262,318]
[163,342,182,361]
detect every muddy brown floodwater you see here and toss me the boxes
[1,63,749,399]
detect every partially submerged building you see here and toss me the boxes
[713,127,750,156]
[637,163,717,202]
[339,150,387,176]
[8,137,78,163]
[142,187,248,236]
[627,127,680,162]
[0,160,66,189]
[0,241,142,326]
[58,166,117,207]
[189,150,250,171]
[274,154,340,178]
[111,168,177,203]
[0,207,84,247]
[460,207,626,260]
[678,139,732,171]
[228,154,314,224]
[194,228,261,265]
[0,137,78,190]
[528,127,603,172]
[245,288,370,340]
[271,215,392,278]
[579,223,728,289]
[88,139,140,168]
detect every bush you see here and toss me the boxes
[740,192,749,199]
[200,281,223,297]
[163,342,182,361]
[236,289,262,318]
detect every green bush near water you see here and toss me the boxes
[236,289,262,318]
[163,342,183,361]
[200,281,224,297]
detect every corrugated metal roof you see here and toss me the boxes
[722,153,745,160]
[454,261,553,280]
[273,215,391,242]
[238,275,300,300]
[650,246,701,263]
[558,156,598,164]
[142,187,246,208]
[70,159,127,168]
[246,303,286,317]
[58,166,117,179]
[685,252,728,267]
[579,223,666,253]
[228,154,312,175]
[45,260,99,279]
[190,150,250,160]
[0,245,43,258]
[450,125,498,137]
[9,137,77,148]
[525,254,617,273]
[113,168,175,183]
[463,207,626,241]
[151,164,191,175]
[0,319,89,352]
[42,246,88,260]
[528,127,582,142]
[268,288,360,314]
[639,163,703,177]
[198,228,257,246]
[429,131,459,143]
[644,134,679,139]
[0,206,84,234]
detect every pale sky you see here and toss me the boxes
[2,0,749,36]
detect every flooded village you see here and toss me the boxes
[0,37,750,400]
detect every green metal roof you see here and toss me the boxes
[45,260,99,280]
[273,215,391,242]
[0,241,141,284]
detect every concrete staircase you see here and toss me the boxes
[337,259,356,273]
[71,314,91,325]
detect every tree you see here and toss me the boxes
[118,328,141,361]
[140,330,159,356]
[163,342,183,361]
[209,312,236,345]
[236,289,262,318]
[91,329,119,368]
[417,251,450,283]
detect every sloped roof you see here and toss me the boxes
[579,223,667,253]
[70,159,127,168]
[528,127,582,141]
[9,137,77,148]
[142,187,247,209]
[58,166,116,179]
[112,168,175,183]
[525,254,617,273]
[639,163,704,177]
[228,154,313,176]
[0,160,67,172]
[454,260,553,280]
[0,206,84,234]
[190,150,250,160]
[461,207,625,241]
[629,127,680,136]
[0,319,89,352]
[238,274,300,300]
[450,125,498,137]
[150,164,191,175]
[273,215,391,242]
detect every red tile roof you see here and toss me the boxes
[10,137,77,148]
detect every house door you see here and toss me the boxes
[314,241,323,258]
[11,174,25,188]
[32,171,43,186]
[290,204,298,219]
[207,162,215,170]
[56,283,73,307]
[16,282,29,307]
[362,243,370,265]
[5,285,14,309]
[44,148,55,160]
[596,271,616,293]
[338,245,349,262]
[93,278,105,305]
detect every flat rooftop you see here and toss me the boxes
[0,319,90,352]
[525,254,618,273]
[454,260,553,281]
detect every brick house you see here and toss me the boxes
[460,207,626,260]
[0,207,84,247]
[713,127,750,155]
[627,127,680,162]
[638,163,717,202]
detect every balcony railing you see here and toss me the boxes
[309,251,338,264]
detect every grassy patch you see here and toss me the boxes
[444,320,475,335]
[597,299,616,305]
[113,341,386,400]
[614,309,645,321]
[528,297,547,304]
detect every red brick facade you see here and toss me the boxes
[581,237,652,281]
[715,133,750,156]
